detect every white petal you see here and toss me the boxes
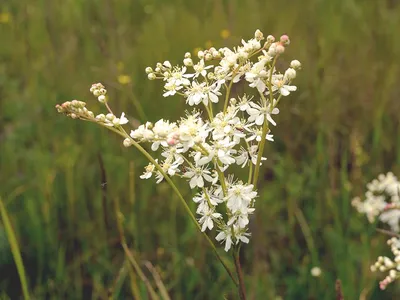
[279,87,290,96]
[266,114,276,126]
[255,114,264,126]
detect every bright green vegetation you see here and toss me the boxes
[1,0,400,299]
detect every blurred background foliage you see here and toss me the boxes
[0,0,400,299]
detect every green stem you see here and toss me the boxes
[223,69,238,113]
[252,57,277,186]
[252,118,268,186]
[208,99,214,118]
[244,140,253,184]
[203,103,214,121]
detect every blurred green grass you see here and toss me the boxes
[1,0,400,299]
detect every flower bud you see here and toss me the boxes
[197,50,204,59]
[276,44,285,54]
[212,50,220,58]
[146,121,153,129]
[267,35,275,43]
[167,136,178,146]
[96,114,106,122]
[98,95,106,103]
[123,138,132,147]
[280,35,290,46]
[184,52,191,58]
[255,29,264,41]
[183,58,193,67]
[205,53,213,61]
[148,73,156,80]
[113,118,121,125]
[267,44,277,56]
[145,67,153,74]
[207,72,215,80]
[285,68,296,80]
[290,60,301,69]
[106,113,115,121]
[163,61,172,68]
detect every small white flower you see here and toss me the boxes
[216,227,233,252]
[246,102,280,126]
[189,59,213,78]
[226,183,257,213]
[198,205,222,232]
[184,166,215,189]
[112,112,129,126]
[235,146,266,167]
[245,126,274,143]
[272,78,297,96]
[140,162,156,179]
[311,267,322,277]
[163,81,183,97]
[130,122,154,142]
[245,59,268,93]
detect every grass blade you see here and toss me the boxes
[0,197,30,300]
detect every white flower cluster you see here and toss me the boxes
[352,172,400,232]
[371,237,400,290]
[128,29,301,252]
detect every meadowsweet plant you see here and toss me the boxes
[353,172,400,290]
[56,29,301,299]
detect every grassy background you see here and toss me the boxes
[1,0,400,299]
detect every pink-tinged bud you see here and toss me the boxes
[167,132,180,146]
[280,35,290,45]
[167,137,178,146]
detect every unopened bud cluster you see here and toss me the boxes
[371,237,400,290]
[56,97,128,127]
[56,100,94,120]
[90,83,107,103]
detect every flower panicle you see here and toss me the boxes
[56,29,302,252]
